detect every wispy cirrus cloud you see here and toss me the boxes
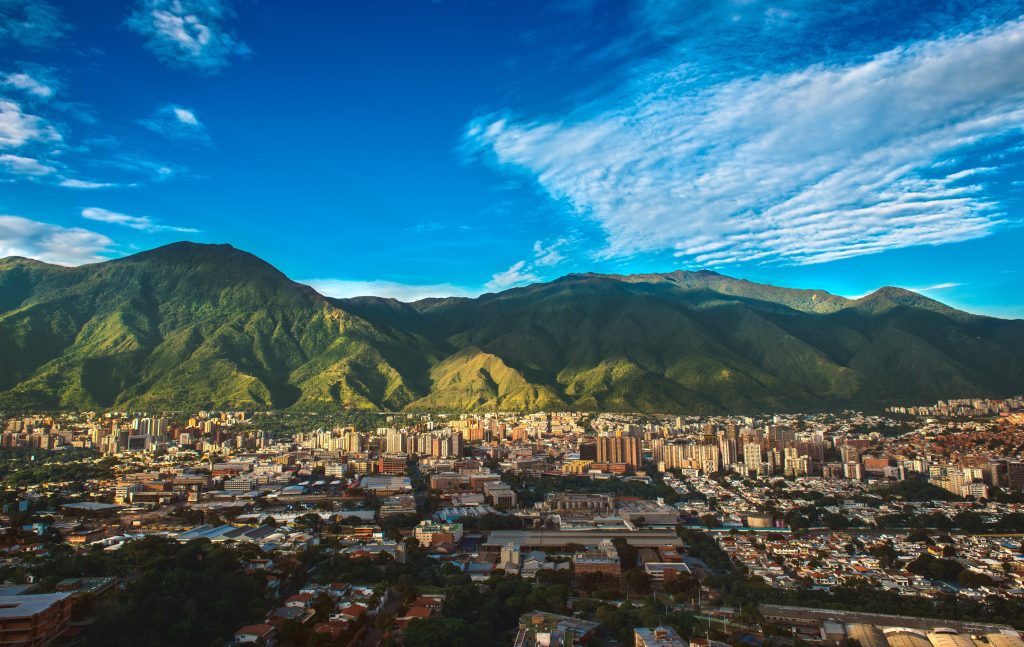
[0,153,55,176]
[532,238,569,267]
[468,17,1024,267]
[303,278,475,302]
[139,103,210,144]
[845,281,965,300]
[59,179,119,190]
[485,260,539,291]
[2,70,56,99]
[0,99,61,148]
[126,0,250,74]
[908,282,963,292]
[0,86,185,188]
[484,237,570,290]
[0,0,66,49]
[0,215,113,265]
[81,207,198,233]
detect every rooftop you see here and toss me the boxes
[0,593,72,618]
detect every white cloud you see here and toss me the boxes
[483,238,571,291]
[0,153,55,176]
[532,238,569,267]
[59,178,117,189]
[0,215,114,265]
[0,99,61,148]
[172,106,198,125]
[81,207,198,233]
[139,103,209,144]
[0,0,66,49]
[908,282,963,292]
[468,18,1024,267]
[845,281,965,300]
[126,0,250,74]
[303,279,475,302]
[485,260,540,291]
[2,71,55,98]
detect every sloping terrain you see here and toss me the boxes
[1,242,1022,413]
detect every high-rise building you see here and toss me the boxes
[743,443,762,473]
[597,435,642,470]
[385,429,406,454]
[1007,461,1024,490]
[719,436,737,466]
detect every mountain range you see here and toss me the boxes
[0,242,1021,414]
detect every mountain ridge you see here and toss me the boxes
[1,242,1021,413]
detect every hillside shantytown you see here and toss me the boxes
[0,401,1022,646]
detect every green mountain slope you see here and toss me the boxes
[1,242,1022,413]
[342,273,1024,413]
[0,243,427,411]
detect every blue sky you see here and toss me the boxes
[1,0,1023,317]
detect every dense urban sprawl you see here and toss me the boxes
[0,399,1022,646]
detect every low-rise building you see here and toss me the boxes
[413,521,463,548]
[635,626,688,647]
[0,592,75,647]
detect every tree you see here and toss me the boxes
[665,573,700,602]
[295,513,323,531]
[699,513,720,528]
[907,529,933,544]
[871,541,899,570]
[957,570,996,588]
[84,538,268,647]
[577,572,620,595]
[907,554,964,582]
[624,570,652,596]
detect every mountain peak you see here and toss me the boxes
[1,240,1019,413]
[116,241,280,274]
[0,256,59,269]
[854,286,963,317]
[127,241,236,258]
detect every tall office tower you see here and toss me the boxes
[1008,461,1024,490]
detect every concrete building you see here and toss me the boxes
[485,529,684,550]
[927,632,979,647]
[597,435,642,471]
[635,627,688,647]
[413,521,463,548]
[359,476,412,495]
[573,540,622,577]
[0,592,74,647]
[884,628,934,647]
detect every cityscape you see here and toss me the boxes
[3,0,1024,646]
[0,400,1021,646]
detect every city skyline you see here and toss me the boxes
[1,0,1023,318]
